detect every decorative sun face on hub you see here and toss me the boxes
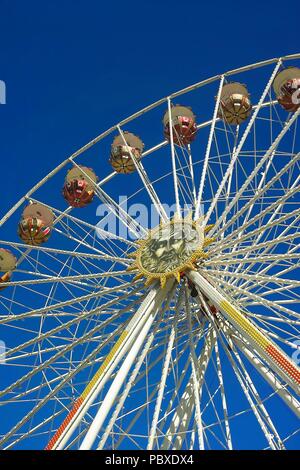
[128,214,214,287]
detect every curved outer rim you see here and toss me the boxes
[1,53,300,229]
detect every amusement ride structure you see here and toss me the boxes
[0,54,300,449]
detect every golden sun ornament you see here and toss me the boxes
[127,213,214,288]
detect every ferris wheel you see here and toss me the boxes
[0,54,300,450]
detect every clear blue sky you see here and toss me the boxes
[0,0,299,450]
